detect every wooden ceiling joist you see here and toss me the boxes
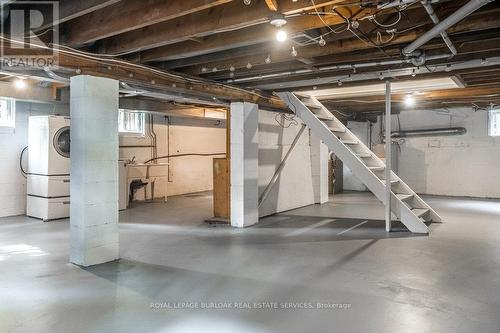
[134,13,351,63]
[62,0,233,46]
[180,9,500,76]
[36,0,122,28]
[91,0,361,55]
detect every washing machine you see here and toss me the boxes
[27,116,71,221]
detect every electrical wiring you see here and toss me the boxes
[394,22,428,34]
[275,93,298,128]
[275,112,299,128]
[376,30,395,44]
[372,10,402,27]
[143,153,226,164]
[19,146,28,179]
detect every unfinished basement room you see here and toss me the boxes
[1,0,500,332]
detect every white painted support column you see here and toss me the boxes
[385,81,392,232]
[310,133,329,204]
[70,75,119,266]
[230,102,259,228]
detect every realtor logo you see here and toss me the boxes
[1,1,59,70]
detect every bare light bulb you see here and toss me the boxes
[404,95,415,108]
[291,46,298,57]
[246,62,252,69]
[276,29,287,42]
[14,78,27,89]
[318,37,326,46]
[265,55,272,64]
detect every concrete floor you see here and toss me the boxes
[0,192,499,333]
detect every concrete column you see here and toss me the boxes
[230,102,258,228]
[70,75,119,266]
[310,133,329,204]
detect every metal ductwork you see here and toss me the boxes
[391,127,467,138]
[403,0,495,56]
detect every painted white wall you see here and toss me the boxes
[344,108,500,199]
[258,110,318,217]
[389,107,500,198]
[119,115,226,199]
[0,101,69,218]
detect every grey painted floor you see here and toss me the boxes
[1,192,499,333]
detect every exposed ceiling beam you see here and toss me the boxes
[131,2,406,64]
[181,8,500,76]
[93,0,362,55]
[40,0,123,28]
[62,0,232,46]
[133,13,350,63]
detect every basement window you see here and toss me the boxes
[489,109,500,137]
[118,109,145,135]
[0,98,15,128]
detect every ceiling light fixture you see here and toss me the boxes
[246,62,252,69]
[265,55,272,64]
[318,36,326,47]
[270,13,287,42]
[291,46,298,57]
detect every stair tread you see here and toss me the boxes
[341,139,358,145]
[412,208,430,217]
[318,115,335,121]
[303,102,322,110]
[396,194,414,201]
[368,166,385,171]
[294,93,311,100]
[329,126,346,133]
[382,179,399,184]
[356,152,372,158]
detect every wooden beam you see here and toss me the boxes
[265,0,279,11]
[94,0,355,55]
[40,0,122,28]
[134,13,349,63]
[134,6,397,63]
[62,0,232,46]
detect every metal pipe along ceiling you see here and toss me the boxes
[421,1,457,55]
[402,0,495,56]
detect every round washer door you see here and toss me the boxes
[53,126,70,158]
